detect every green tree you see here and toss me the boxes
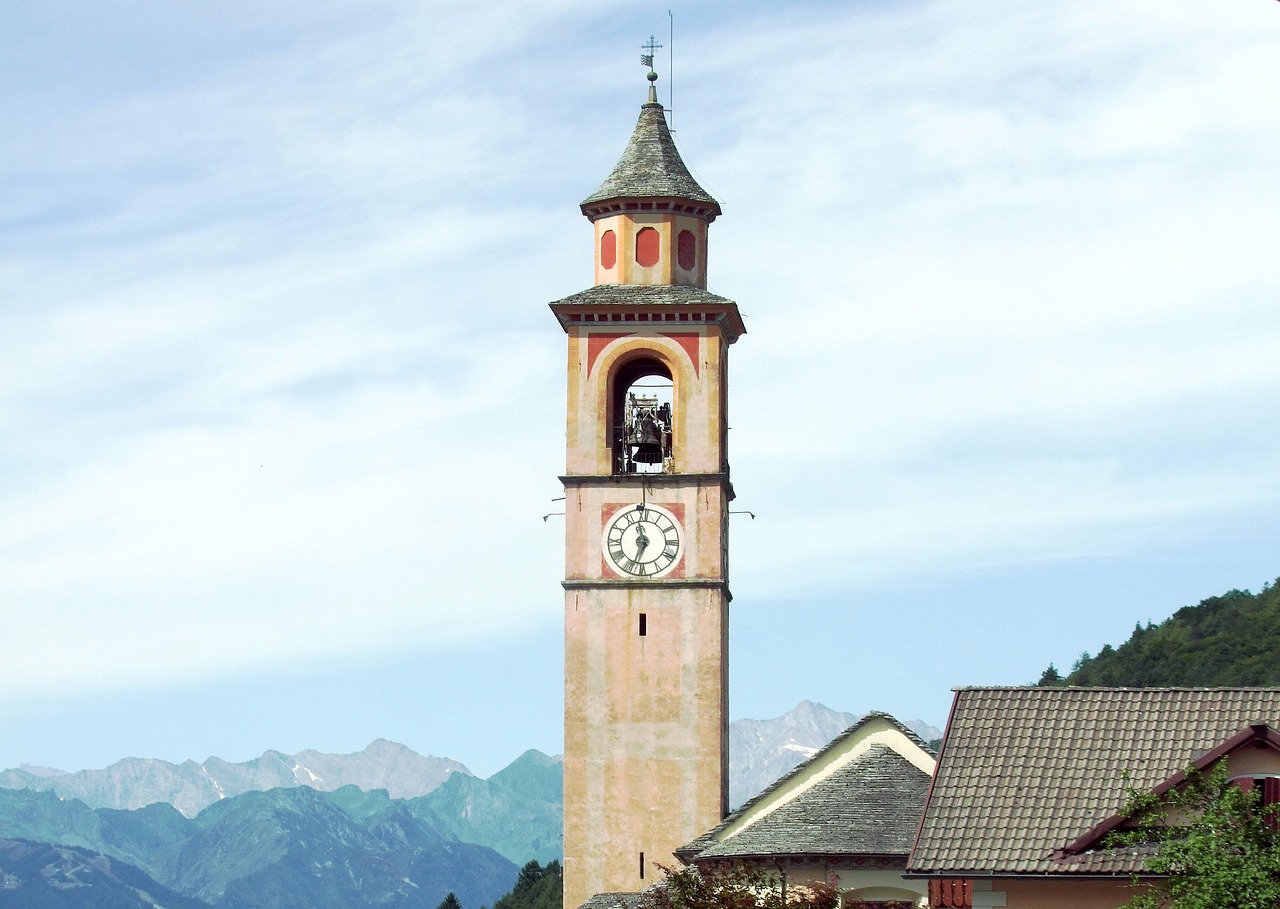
[492,860,562,909]
[1109,762,1280,909]
[437,893,464,909]
[637,862,838,909]
[1037,664,1063,687]
[1033,579,1280,689]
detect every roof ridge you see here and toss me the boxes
[954,685,1280,692]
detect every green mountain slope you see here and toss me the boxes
[417,750,562,866]
[0,786,516,909]
[1039,579,1280,687]
[0,838,213,909]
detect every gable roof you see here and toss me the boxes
[581,101,721,214]
[681,712,935,863]
[908,687,1280,877]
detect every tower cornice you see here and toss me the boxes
[559,472,735,499]
[549,285,745,342]
[562,578,733,601]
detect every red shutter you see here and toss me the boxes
[1264,778,1280,830]
[929,879,972,908]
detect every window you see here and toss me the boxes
[1232,775,1280,828]
[610,356,673,475]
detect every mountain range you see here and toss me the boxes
[0,785,515,909]
[0,702,938,908]
[0,738,466,818]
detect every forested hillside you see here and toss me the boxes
[1037,579,1280,687]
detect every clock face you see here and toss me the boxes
[602,503,683,579]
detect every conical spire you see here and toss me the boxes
[581,96,721,214]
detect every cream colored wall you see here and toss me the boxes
[1224,748,1280,777]
[561,315,732,909]
[785,865,926,906]
[563,328,727,477]
[980,877,1142,909]
[593,210,708,288]
[562,584,728,909]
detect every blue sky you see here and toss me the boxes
[3,0,1279,777]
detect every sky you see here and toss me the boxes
[3,0,1279,778]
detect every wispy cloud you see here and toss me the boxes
[1,0,1277,737]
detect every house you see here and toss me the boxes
[678,712,936,907]
[907,687,1280,909]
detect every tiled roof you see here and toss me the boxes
[908,687,1280,876]
[582,102,720,212]
[577,893,644,909]
[683,713,934,862]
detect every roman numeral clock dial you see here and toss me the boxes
[602,503,683,579]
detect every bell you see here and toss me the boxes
[629,414,665,464]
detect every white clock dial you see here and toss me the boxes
[602,503,683,578]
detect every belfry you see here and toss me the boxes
[551,60,744,909]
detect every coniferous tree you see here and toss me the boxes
[1034,580,1280,689]
[491,860,562,909]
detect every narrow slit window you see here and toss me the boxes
[639,852,645,880]
[638,613,647,636]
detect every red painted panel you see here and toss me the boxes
[677,229,696,271]
[585,331,701,378]
[600,230,616,270]
[660,332,701,378]
[586,333,622,376]
[635,227,660,267]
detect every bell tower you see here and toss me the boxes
[551,62,744,909]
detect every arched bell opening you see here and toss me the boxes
[609,355,674,475]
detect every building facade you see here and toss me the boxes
[551,71,744,909]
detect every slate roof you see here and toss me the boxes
[681,713,934,862]
[577,892,644,909]
[551,284,735,309]
[582,102,720,212]
[908,687,1280,876]
[548,285,745,343]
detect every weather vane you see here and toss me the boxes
[640,35,663,79]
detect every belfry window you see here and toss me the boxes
[611,357,673,475]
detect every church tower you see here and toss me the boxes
[551,63,744,909]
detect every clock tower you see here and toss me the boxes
[551,66,744,909]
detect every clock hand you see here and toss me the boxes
[634,525,650,557]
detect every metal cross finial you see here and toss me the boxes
[640,35,663,74]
